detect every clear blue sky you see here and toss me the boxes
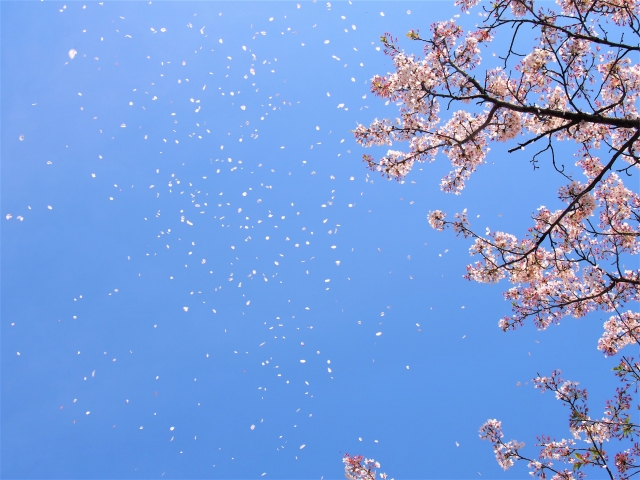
[1,1,618,479]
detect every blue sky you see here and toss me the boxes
[1,1,620,479]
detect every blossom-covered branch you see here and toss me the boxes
[480,357,640,479]
[343,454,389,480]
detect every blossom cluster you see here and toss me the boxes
[478,419,526,470]
[343,454,389,480]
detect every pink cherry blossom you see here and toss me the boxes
[343,454,389,480]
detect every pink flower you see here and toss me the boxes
[427,210,446,231]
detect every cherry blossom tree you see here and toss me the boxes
[352,0,639,477]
